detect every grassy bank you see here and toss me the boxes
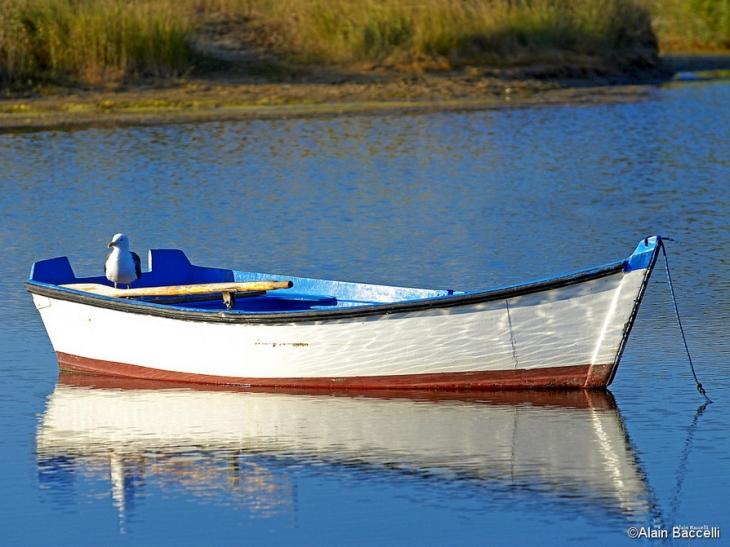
[200,0,657,68]
[0,0,195,86]
[649,0,730,52]
[1,0,728,89]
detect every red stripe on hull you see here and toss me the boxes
[57,352,615,390]
[58,373,617,409]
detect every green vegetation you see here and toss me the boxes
[649,0,730,51]
[1,0,729,88]
[238,0,656,68]
[0,0,195,86]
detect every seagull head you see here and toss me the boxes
[108,233,130,250]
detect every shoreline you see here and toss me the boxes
[2,54,728,131]
[0,85,659,132]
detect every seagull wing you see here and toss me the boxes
[132,251,142,280]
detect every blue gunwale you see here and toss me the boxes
[24,237,661,324]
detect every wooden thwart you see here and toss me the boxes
[61,280,293,299]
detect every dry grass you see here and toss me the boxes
[197,0,658,69]
[0,0,196,85]
[1,0,728,88]
[647,0,730,51]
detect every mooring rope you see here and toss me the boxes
[657,237,712,403]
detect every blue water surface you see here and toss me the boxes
[1,78,729,547]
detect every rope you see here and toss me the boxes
[657,237,712,403]
[666,401,710,525]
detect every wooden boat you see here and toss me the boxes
[25,236,663,390]
[37,376,651,519]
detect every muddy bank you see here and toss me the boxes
[0,55,727,131]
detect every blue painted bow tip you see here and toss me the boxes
[625,236,662,272]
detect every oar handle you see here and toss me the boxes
[62,280,293,298]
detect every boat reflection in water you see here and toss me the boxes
[37,373,653,527]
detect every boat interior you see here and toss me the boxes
[29,249,457,312]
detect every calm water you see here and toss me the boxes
[1,79,729,546]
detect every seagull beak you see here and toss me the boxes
[108,242,115,248]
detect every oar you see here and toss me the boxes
[61,280,293,298]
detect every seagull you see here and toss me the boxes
[104,233,141,289]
